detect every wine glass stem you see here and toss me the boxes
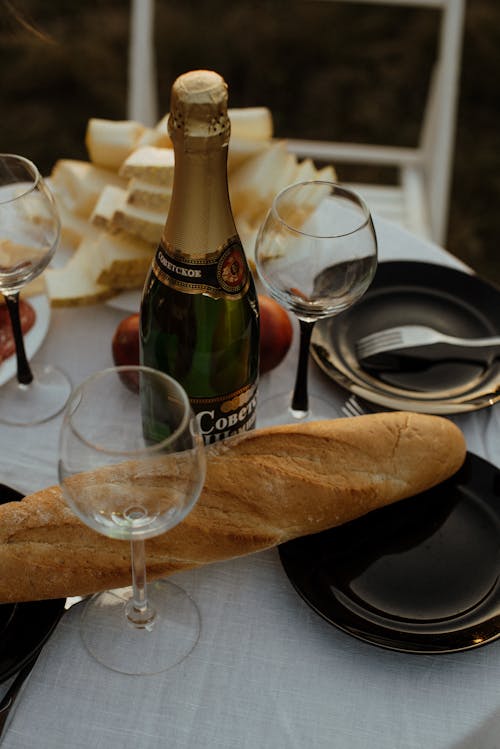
[291,318,315,417]
[4,293,33,385]
[127,538,156,630]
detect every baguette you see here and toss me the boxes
[0,413,465,603]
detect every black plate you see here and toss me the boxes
[0,484,66,682]
[279,453,500,654]
[311,261,500,414]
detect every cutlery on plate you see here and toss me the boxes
[356,325,500,367]
[341,394,368,418]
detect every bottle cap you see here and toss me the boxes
[168,70,230,148]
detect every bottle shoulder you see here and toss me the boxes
[144,234,256,304]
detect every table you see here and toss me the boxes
[0,218,499,749]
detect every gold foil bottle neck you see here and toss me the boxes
[168,70,230,148]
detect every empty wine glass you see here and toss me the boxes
[0,153,71,425]
[255,180,377,425]
[58,366,206,675]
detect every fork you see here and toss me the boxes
[341,394,368,418]
[356,325,500,366]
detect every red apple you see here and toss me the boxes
[112,313,140,367]
[258,294,293,374]
[112,313,140,390]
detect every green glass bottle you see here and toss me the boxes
[140,70,259,445]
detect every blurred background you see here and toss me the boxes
[1,0,498,284]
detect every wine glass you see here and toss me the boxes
[0,153,72,425]
[58,365,206,675]
[255,180,377,425]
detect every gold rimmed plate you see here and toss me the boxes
[279,453,500,654]
[311,261,500,414]
[0,484,65,682]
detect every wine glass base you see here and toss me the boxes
[80,580,201,675]
[0,363,72,426]
[257,391,342,427]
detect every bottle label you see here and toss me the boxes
[153,236,250,300]
[192,381,257,444]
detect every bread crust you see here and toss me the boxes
[0,412,466,602]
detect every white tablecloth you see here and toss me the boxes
[0,218,499,749]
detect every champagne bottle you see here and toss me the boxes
[140,70,259,445]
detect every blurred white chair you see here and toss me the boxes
[128,0,158,127]
[287,0,466,246]
[127,0,466,246]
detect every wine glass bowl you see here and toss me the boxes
[58,366,206,674]
[0,159,57,290]
[60,368,202,540]
[255,181,377,423]
[0,153,71,425]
